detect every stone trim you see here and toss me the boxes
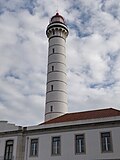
[24,120,120,136]
[47,70,67,75]
[49,44,65,49]
[48,61,66,66]
[46,90,67,94]
[46,100,67,105]
[48,52,66,58]
[45,112,64,116]
[47,80,67,85]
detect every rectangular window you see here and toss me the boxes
[30,139,38,157]
[50,106,53,112]
[52,137,61,155]
[4,140,14,160]
[51,85,53,91]
[75,134,85,154]
[53,48,55,53]
[52,66,54,71]
[101,132,112,152]
[53,30,55,35]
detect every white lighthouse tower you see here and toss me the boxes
[45,13,69,121]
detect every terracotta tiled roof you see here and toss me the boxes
[42,108,120,124]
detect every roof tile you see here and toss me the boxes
[42,108,120,125]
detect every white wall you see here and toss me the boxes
[25,126,120,160]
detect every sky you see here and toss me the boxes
[0,0,120,126]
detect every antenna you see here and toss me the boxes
[55,0,59,13]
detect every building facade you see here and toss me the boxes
[1,108,120,160]
[0,13,120,160]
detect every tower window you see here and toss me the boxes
[52,66,54,71]
[50,106,53,112]
[53,48,54,53]
[53,30,55,35]
[51,85,53,91]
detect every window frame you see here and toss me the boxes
[4,140,14,160]
[30,138,39,157]
[100,132,113,153]
[75,134,86,154]
[51,136,61,156]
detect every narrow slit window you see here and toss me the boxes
[53,30,55,35]
[53,48,54,53]
[52,66,54,71]
[51,85,53,91]
[50,106,53,112]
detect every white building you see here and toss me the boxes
[0,13,120,160]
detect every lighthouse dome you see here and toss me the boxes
[50,12,65,24]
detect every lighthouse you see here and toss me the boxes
[45,13,69,121]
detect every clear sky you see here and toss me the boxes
[0,0,120,126]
